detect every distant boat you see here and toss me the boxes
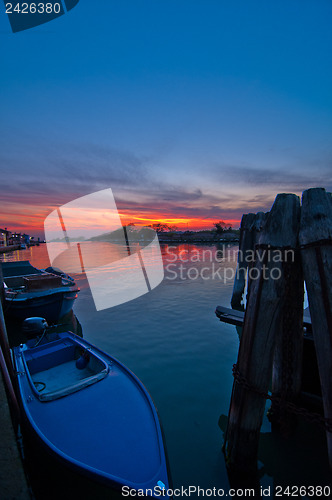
[2,261,79,323]
[13,329,171,497]
[20,243,27,249]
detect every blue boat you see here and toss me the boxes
[13,329,171,497]
[2,261,79,323]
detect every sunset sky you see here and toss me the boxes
[1,1,331,237]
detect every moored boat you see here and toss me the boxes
[2,261,79,323]
[13,328,171,497]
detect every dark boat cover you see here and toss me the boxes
[1,261,44,277]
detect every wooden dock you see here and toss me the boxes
[0,263,31,499]
[0,372,31,499]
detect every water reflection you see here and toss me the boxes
[218,413,330,492]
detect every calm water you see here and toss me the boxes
[1,244,330,497]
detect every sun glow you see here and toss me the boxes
[117,213,240,231]
[2,200,241,240]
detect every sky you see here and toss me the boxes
[1,0,332,237]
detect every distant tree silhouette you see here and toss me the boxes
[213,221,233,233]
[148,223,177,233]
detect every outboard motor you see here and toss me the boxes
[22,317,48,340]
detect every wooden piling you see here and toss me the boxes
[299,187,332,468]
[271,237,304,429]
[0,264,16,383]
[251,211,267,243]
[0,261,5,305]
[231,212,268,310]
[0,266,30,498]
[231,213,256,309]
[225,193,301,471]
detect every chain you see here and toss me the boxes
[232,364,332,433]
[299,238,332,250]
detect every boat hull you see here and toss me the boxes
[2,261,79,324]
[13,332,171,497]
[21,431,134,500]
[5,288,78,323]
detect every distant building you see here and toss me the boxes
[0,228,12,246]
[0,231,5,246]
[22,233,31,244]
[11,232,21,245]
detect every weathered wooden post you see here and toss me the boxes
[271,237,304,430]
[0,263,15,382]
[0,261,4,306]
[251,211,267,246]
[231,213,255,309]
[299,187,332,468]
[231,212,268,310]
[225,193,301,472]
[0,263,20,426]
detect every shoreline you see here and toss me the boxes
[0,243,41,254]
[0,245,21,254]
[158,236,240,244]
